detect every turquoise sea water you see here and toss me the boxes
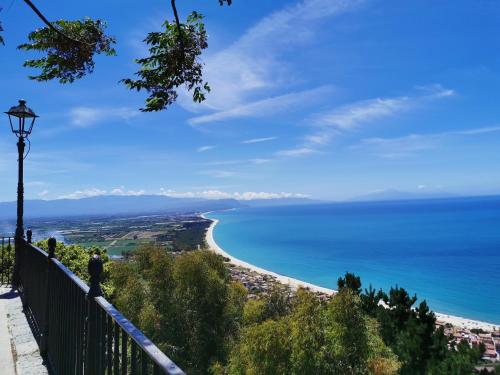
[207,197,500,324]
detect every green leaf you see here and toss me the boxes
[121,12,210,111]
[18,18,116,83]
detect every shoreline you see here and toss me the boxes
[202,213,500,332]
[201,213,335,295]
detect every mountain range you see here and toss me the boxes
[0,195,317,220]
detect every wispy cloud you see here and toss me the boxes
[160,188,309,200]
[241,137,277,144]
[188,86,332,125]
[250,158,272,164]
[180,0,362,115]
[197,145,216,152]
[37,190,49,198]
[275,147,317,157]
[352,135,437,159]
[203,158,273,166]
[352,125,500,158]
[26,181,47,187]
[199,170,240,178]
[305,85,455,146]
[70,106,139,127]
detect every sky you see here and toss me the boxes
[1,0,500,201]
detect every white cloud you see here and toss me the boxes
[160,189,309,200]
[109,187,146,196]
[203,158,273,166]
[352,134,437,158]
[449,125,500,135]
[58,186,145,200]
[199,170,239,178]
[203,160,243,166]
[70,107,139,127]
[353,125,500,158]
[250,158,272,164]
[26,181,47,187]
[241,137,277,144]
[287,85,456,153]
[260,85,455,160]
[58,188,108,199]
[311,97,411,131]
[188,86,332,125]
[180,0,362,114]
[275,147,316,157]
[197,145,216,152]
[37,190,49,198]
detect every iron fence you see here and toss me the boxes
[16,237,185,375]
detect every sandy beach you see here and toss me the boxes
[202,213,499,332]
[202,214,335,295]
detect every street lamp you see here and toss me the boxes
[5,99,38,287]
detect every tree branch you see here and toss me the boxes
[23,0,91,46]
[170,0,185,52]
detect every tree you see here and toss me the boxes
[228,287,399,375]
[228,318,292,375]
[337,272,362,295]
[361,284,385,315]
[356,280,485,375]
[0,0,234,110]
[427,340,485,375]
[288,289,328,374]
[325,288,369,374]
[109,244,246,375]
[35,239,113,296]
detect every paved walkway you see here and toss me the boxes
[0,287,48,375]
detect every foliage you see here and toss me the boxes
[18,18,116,83]
[106,250,488,375]
[19,242,488,375]
[228,318,292,375]
[121,12,210,111]
[35,239,113,297]
[2,0,236,110]
[226,287,400,375]
[0,239,14,279]
[169,220,211,251]
[351,274,486,375]
[427,340,485,375]
[109,244,246,375]
[366,318,401,375]
[325,289,370,374]
[337,271,362,294]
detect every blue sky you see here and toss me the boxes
[1,0,500,201]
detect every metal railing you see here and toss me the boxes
[16,236,185,375]
[0,236,13,285]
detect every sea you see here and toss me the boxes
[206,196,500,324]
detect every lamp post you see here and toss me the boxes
[5,99,38,288]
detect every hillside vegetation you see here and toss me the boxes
[35,241,494,374]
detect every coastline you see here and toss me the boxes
[202,213,500,332]
[201,213,335,295]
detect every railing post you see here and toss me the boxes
[85,254,103,375]
[26,229,32,244]
[40,237,56,357]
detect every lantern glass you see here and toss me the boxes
[5,100,38,137]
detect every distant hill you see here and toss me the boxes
[350,189,456,202]
[0,195,318,220]
[0,195,242,219]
